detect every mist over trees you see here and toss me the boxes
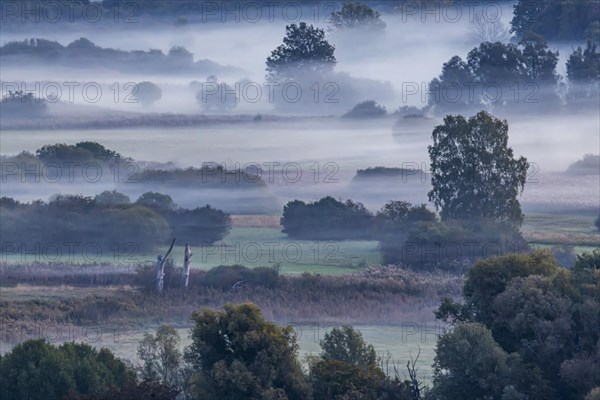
[133,82,162,107]
[429,37,560,114]
[0,191,230,253]
[0,90,48,119]
[0,38,229,75]
[266,22,336,82]
[328,1,386,32]
[343,100,387,118]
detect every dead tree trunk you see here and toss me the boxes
[182,244,192,289]
[156,238,176,293]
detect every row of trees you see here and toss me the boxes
[430,38,600,114]
[1,38,215,74]
[0,191,230,252]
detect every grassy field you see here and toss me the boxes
[1,211,596,274]
[522,210,600,251]
[0,226,382,275]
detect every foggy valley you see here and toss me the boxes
[1,1,599,400]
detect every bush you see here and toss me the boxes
[343,100,387,118]
[380,219,529,271]
[281,197,374,240]
[134,81,162,107]
[201,265,280,290]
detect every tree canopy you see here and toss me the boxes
[266,22,336,81]
[428,111,529,225]
[184,303,311,400]
[328,1,386,32]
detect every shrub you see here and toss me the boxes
[343,100,387,118]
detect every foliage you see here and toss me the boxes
[64,380,179,400]
[0,195,170,253]
[0,90,48,119]
[309,359,411,400]
[343,100,387,118]
[1,38,215,74]
[136,192,178,212]
[134,81,162,107]
[0,340,135,400]
[431,323,549,400]
[132,165,266,187]
[281,196,374,240]
[136,192,231,245]
[568,41,600,80]
[380,218,528,271]
[184,303,311,400]
[329,1,386,32]
[511,0,600,41]
[429,38,560,113]
[137,325,184,389]
[428,111,529,225]
[266,22,336,81]
[0,192,230,253]
[566,41,600,104]
[94,190,131,206]
[434,249,600,398]
[36,141,122,163]
[320,326,378,369]
[566,154,600,175]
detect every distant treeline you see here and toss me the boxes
[0,191,230,253]
[1,141,267,187]
[353,166,427,180]
[0,38,230,74]
[3,0,598,41]
[429,39,600,115]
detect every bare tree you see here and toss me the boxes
[156,238,175,293]
[468,14,511,43]
[182,244,192,289]
[405,346,426,400]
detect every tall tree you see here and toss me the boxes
[319,326,378,369]
[428,111,529,225]
[137,325,184,389]
[184,303,310,400]
[266,22,336,81]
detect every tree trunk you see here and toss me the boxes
[182,244,192,289]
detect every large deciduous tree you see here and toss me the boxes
[184,303,310,400]
[319,326,377,369]
[266,22,336,81]
[427,111,529,225]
